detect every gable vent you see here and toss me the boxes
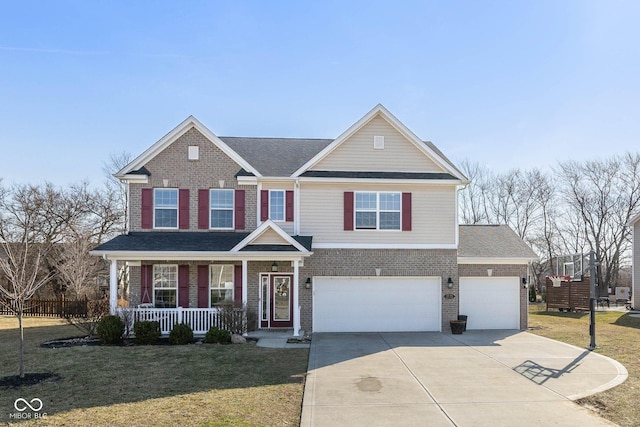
[188,145,199,160]
[373,135,384,149]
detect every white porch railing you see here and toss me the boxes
[117,307,244,336]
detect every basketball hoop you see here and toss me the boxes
[549,275,570,287]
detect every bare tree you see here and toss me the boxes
[557,153,640,293]
[0,183,56,378]
[103,151,132,234]
[458,160,492,224]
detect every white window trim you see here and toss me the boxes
[269,189,285,222]
[209,264,235,307]
[153,188,179,230]
[152,264,178,308]
[354,191,402,231]
[209,189,235,230]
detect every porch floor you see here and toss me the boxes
[246,330,311,349]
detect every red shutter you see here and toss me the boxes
[344,192,354,231]
[141,265,153,304]
[197,265,209,308]
[402,192,412,231]
[178,265,190,308]
[179,189,190,229]
[234,190,245,230]
[141,189,153,229]
[198,189,209,229]
[285,190,294,222]
[260,190,269,221]
[234,265,243,305]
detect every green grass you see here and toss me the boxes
[0,316,309,426]
[528,304,640,427]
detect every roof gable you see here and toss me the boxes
[230,220,310,253]
[292,104,467,181]
[116,116,261,178]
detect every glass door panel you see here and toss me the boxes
[273,277,291,321]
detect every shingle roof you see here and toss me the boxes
[458,225,538,259]
[93,232,313,253]
[220,137,333,177]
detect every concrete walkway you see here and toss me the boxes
[301,331,627,427]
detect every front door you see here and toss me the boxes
[260,274,293,328]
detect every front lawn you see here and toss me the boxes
[0,316,308,426]
[528,304,640,427]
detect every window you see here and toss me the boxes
[355,192,401,230]
[154,188,178,228]
[210,265,234,306]
[269,190,285,221]
[210,189,234,229]
[153,265,177,308]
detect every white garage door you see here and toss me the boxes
[313,277,441,332]
[459,277,520,330]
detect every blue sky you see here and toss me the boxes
[1,1,638,187]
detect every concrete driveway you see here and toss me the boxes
[301,331,627,427]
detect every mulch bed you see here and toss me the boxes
[41,336,102,348]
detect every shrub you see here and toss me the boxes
[217,301,257,334]
[169,322,194,345]
[204,327,232,344]
[96,315,125,345]
[133,320,161,345]
[65,298,110,337]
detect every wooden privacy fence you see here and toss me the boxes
[545,277,591,312]
[0,298,89,318]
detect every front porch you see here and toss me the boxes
[117,306,246,336]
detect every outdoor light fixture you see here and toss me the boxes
[522,277,528,288]
[447,277,454,289]
[271,261,278,272]
[305,277,312,289]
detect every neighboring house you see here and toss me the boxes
[91,104,537,335]
[631,213,640,310]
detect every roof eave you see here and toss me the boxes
[457,256,538,265]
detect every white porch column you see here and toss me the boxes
[242,260,248,337]
[293,259,300,337]
[242,260,248,306]
[109,258,118,315]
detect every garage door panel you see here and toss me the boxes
[459,277,520,330]
[313,277,441,332]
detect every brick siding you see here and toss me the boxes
[129,127,256,232]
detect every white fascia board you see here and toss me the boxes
[297,177,463,186]
[230,219,310,253]
[121,174,149,184]
[457,257,538,265]
[116,116,261,178]
[236,176,258,185]
[292,104,468,182]
[91,250,312,262]
[291,105,381,178]
[312,243,458,250]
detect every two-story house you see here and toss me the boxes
[92,104,537,335]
